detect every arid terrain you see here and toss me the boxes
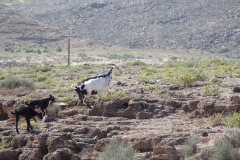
[0,0,240,160]
[0,50,240,160]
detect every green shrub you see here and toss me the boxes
[206,112,224,126]
[56,47,62,52]
[211,141,233,160]
[0,76,35,90]
[0,140,11,149]
[180,137,198,157]
[202,85,221,96]
[43,47,49,53]
[41,65,52,72]
[21,120,35,130]
[217,46,229,53]
[76,76,87,85]
[223,111,240,127]
[143,85,157,92]
[125,61,147,66]
[53,88,67,93]
[36,75,47,82]
[97,140,137,160]
[87,70,97,74]
[25,49,34,53]
[179,74,196,87]
[102,91,127,101]
[58,96,73,102]
[211,130,240,160]
[20,93,35,101]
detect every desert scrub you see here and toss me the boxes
[76,76,87,85]
[125,60,147,66]
[21,120,35,130]
[178,74,196,87]
[97,140,137,160]
[180,137,199,157]
[217,46,230,53]
[143,85,157,93]
[20,93,35,101]
[102,91,127,101]
[52,88,67,93]
[87,69,97,74]
[0,76,35,90]
[36,75,47,82]
[206,112,224,126]
[0,140,11,149]
[58,95,73,102]
[40,65,52,72]
[223,111,240,127]
[201,84,221,96]
[138,66,161,83]
[0,72,7,80]
[210,130,240,160]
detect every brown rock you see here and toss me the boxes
[186,100,200,111]
[136,111,153,119]
[0,148,22,160]
[43,148,74,160]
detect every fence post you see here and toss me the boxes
[68,37,70,66]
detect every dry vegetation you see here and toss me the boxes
[1,49,240,159]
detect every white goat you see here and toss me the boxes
[75,65,122,109]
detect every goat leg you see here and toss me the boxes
[32,117,37,122]
[93,98,101,109]
[26,118,31,133]
[16,115,19,134]
[86,103,92,109]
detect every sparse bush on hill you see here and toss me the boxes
[210,130,240,160]
[201,84,221,96]
[97,140,137,160]
[56,47,62,52]
[206,112,224,126]
[217,46,230,53]
[125,61,147,66]
[180,137,199,157]
[223,111,240,127]
[0,140,11,149]
[102,90,127,101]
[0,76,35,90]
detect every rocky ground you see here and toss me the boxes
[0,56,240,160]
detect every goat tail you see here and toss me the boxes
[11,112,15,115]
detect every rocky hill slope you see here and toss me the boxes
[9,0,240,57]
[0,5,69,50]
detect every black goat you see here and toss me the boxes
[24,94,56,117]
[11,107,43,134]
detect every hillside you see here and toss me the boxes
[0,5,70,51]
[8,0,240,57]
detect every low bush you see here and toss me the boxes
[217,46,229,53]
[206,112,224,126]
[58,96,73,102]
[0,140,11,149]
[211,130,240,160]
[97,140,137,160]
[0,76,35,90]
[102,91,127,101]
[202,85,221,96]
[180,137,199,157]
[223,111,240,127]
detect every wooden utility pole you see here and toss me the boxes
[154,19,158,65]
[68,37,70,66]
